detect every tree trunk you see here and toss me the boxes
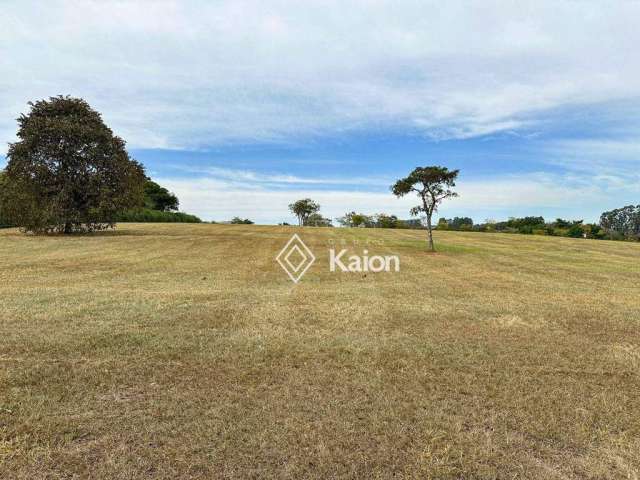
[64,222,72,234]
[426,214,435,251]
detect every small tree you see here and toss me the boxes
[391,166,459,251]
[1,96,145,233]
[288,198,320,226]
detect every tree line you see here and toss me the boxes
[1,96,638,250]
[436,211,640,241]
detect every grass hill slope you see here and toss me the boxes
[1,224,639,479]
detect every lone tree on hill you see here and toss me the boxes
[288,198,320,226]
[391,166,459,251]
[1,96,146,233]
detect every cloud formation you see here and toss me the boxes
[2,0,640,149]
[2,1,640,223]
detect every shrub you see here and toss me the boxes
[230,217,254,224]
[116,208,201,223]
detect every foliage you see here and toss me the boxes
[143,179,179,211]
[600,205,640,240]
[374,213,399,229]
[288,198,320,226]
[305,213,333,227]
[438,217,473,230]
[391,166,459,250]
[0,171,12,228]
[116,208,201,223]
[230,217,254,224]
[434,215,613,240]
[1,96,145,233]
[335,212,423,229]
[336,211,373,227]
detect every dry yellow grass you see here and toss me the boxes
[1,223,639,479]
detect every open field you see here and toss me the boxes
[1,223,639,479]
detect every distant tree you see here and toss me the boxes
[441,216,474,230]
[553,218,572,229]
[600,205,640,240]
[584,223,606,240]
[436,218,449,230]
[230,217,254,225]
[391,166,459,251]
[143,179,179,211]
[305,213,333,227]
[337,211,373,228]
[337,211,355,227]
[0,96,145,233]
[397,218,426,229]
[497,216,546,234]
[374,213,399,229]
[566,221,585,238]
[288,198,320,226]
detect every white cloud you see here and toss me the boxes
[2,0,640,148]
[170,165,391,187]
[543,138,640,180]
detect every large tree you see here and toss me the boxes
[391,166,459,251]
[288,198,320,226]
[1,96,146,233]
[600,205,640,240]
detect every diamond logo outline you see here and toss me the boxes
[284,244,307,272]
[276,234,316,283]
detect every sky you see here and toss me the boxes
[1,0,639,224]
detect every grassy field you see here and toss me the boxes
[1,223,639,479]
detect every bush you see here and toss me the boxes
[116,208,201,223]
[230,217,254,224]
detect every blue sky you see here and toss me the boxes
[2,1,640,224]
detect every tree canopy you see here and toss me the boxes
[1,96,146,233]
[230,217,254,224]
[288,198,320,226]
[143,179,179,212]
[391,166,459,251]
[600,205,640,240]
